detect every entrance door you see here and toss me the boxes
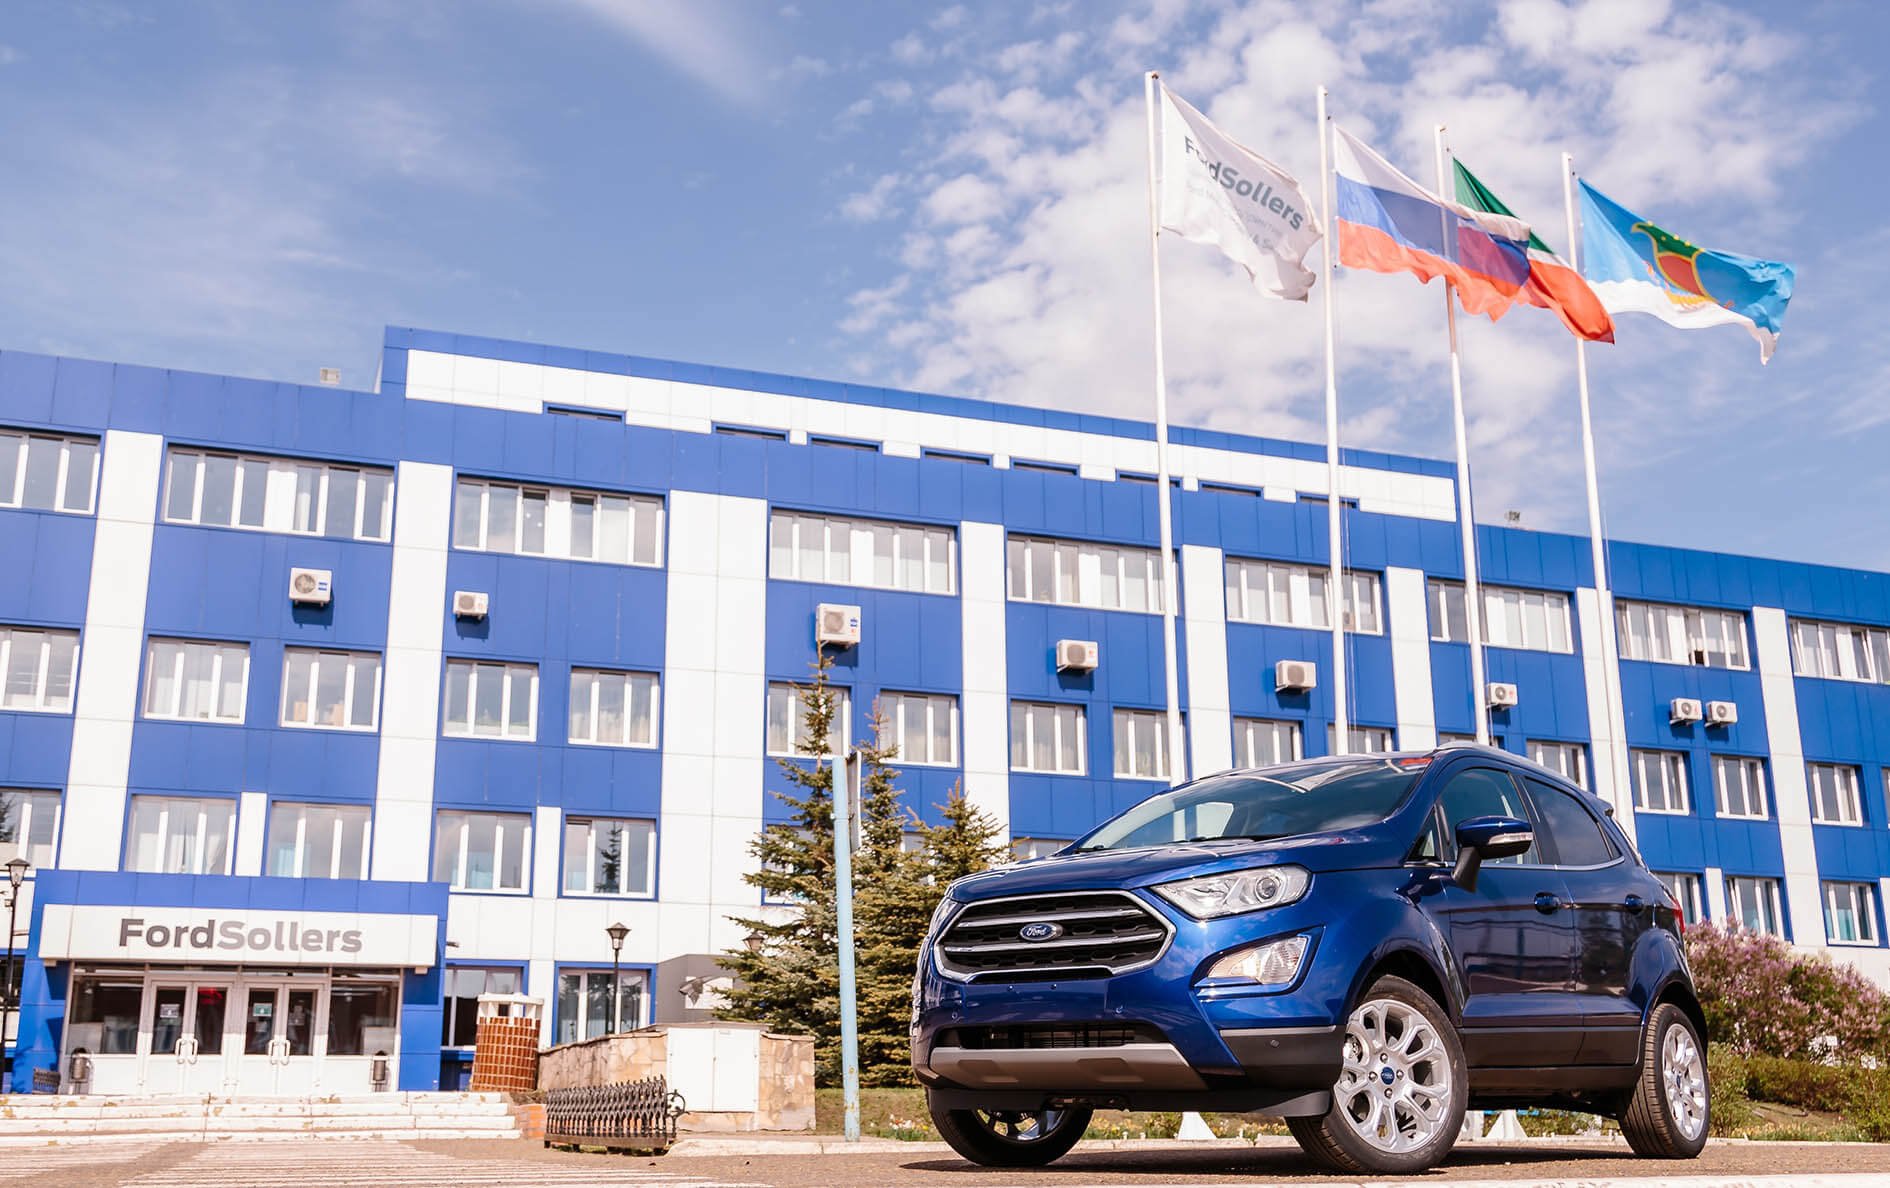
[236,982,324,1094]
[140,982,232,1094]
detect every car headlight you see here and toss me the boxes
[1151,865,1309,919]
[1204,935,1310,985]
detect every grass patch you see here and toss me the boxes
[812,1089,1287,1141]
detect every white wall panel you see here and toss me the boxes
[1385,567,1436,751]
[1181,545,1231,779]
[1752,606,1827,948]
[959,521,1010,838]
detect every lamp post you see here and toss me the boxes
[742,929,764,955]
[605,922,630,1036]
[2,857,27,1089]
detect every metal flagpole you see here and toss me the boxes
[1433,125,1490,745]
[1562,153,1632,828]
[1144,71,1187,784]
[835,748,861,1141]
[1317,87,1349,755]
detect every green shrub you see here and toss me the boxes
[1744,1055,1859,1113]
[1706,1048,1755,1135]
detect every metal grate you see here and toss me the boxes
[544,1077,685,1150]
[941,1023,1161,1049]
[935,891,1172,981]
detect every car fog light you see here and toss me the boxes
[1205,935,1309,985]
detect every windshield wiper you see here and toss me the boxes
[1180,833,1287,845]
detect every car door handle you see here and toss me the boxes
[1534,891,1563,913]
[1622,895,1646,914]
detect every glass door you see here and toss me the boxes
[140,981,232,1094]
[235,981,324,1094]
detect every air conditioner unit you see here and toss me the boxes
[288,567,332,606]
[1705,700,1738,726]
[453,590,489,620]
[1670,697,1704,725]
[1275,659,1317,693]
[1485,682,1519,710]
[1055,639,1099,672]
[815,603,862,647]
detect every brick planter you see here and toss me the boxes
[469,1015,541,1093]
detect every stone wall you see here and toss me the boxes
[538,1023,813,1132]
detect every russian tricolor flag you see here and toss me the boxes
[1332,126,1534,321]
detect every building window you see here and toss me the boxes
[1653,872,1704,925]
[1012,837,1066,861]
[0,788,59,869]
[142,638,248,724]
[452,478,663,566]
[1630,749,1690,814]
[556,969,648,1042]
[326,977,399,1056]
[771,512,955,594]
[1,626,80,714]
[444,966,522,1048]
[442,660,537,740]
[1807,763,1864,826]
[433,810,531,892]
[879,691,957,766]
[1529,741,1588,788]
[265,802,371,879]
[68,977,143,1055]
[1615,600,1749,669]
[1712,756,1769,820]
[1112,708,1170,780]
[1426,581,1572,652]
[1327,724,1396,754]
[562,817,656,897]
[1234,718,1302,768]
[766,682,851,756]
[1726,875,1785,937]
[124,796,235,875]
[0,431,98,514]
[279,649,380,731]
[567,669,659,748]
[1823,882,1879,946]
[1010,535,1163,613]
[1010,701,1086,774]
[1790,618,1890,683]
[163,449,392,541]
[1226,560,1377,632]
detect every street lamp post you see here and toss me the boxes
[605,922,630,1036]
[2,858,27,1089]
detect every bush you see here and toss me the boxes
[1706,1048,1755,1136]
[1686,923,1890,1063]
[1744,1055,1859,1113]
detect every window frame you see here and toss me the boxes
[1327,723,1396,755]
[452,477,664,567]
[0,431,99,515]
[264,801,373,880]
[432,809,533,893]
[1233,718,1303,768]
[0,625,82,715]
[442,659,539,741]
[1823,881,1879,946]
[1615,599,1750,670]
[765,682,852,757]
[1790,618,1890,683]
[771,511,957,595]
[1009,700,1087,775]
[1111,707,1170,781]
[1712,755,1770,821]
[1426,580,1572,652]
[1528,740,1588,789]
[1807,762,1864,826]
[1653,871,1705,925]
[123,795,237,876]
[878,690,958,767]
[1630,748,1691,815]
[560,815,658,898]
[1225,558,1378,633]
[278,648,382,732]
[566,668,661,749]
[0,787,60,869]
[1007,534,1163,613]
[442,965,524,1048]
[161,447,392,541]
[1725,874,1786,938]
[140,637,248,725]
[555,967,650,1042]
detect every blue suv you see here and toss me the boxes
[911,745,1709,1175]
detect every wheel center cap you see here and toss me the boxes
[1379,1066,1395,1086]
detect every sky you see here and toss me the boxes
[1,0,1885,570]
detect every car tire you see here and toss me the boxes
[925,1091,1092,1167]
[1288,974,1467,1175]
[1619,1002,1710,1158]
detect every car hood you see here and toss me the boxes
[949,827,1404,902]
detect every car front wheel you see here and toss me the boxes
[1619,1002,1710,1158]
[1288,975,1467,1175]
[925,1092,1092,1167]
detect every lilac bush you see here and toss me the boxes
[1686,922,1890,1063]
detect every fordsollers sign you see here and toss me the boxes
[36,905,438,968]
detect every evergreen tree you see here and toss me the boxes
[921,784,1010,885]
[851,700,935,1085]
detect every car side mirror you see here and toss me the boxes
[1451,815,1533,892]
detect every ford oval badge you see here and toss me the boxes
[1019,921,1064,942]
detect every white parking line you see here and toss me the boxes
[119,1140,769,1188]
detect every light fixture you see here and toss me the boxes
[5,858,25,890]
[742,929,765,954]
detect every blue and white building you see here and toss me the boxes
[2,326,1887,1094]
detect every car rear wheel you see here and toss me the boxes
[925,1091,1092,1167]
[1619,1002,1709,1158]
[1288,975,1466,1175]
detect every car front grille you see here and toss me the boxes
[933,891,1172,981]
[938,1023,1163,1050]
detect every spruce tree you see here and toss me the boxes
[851,700,936,1085]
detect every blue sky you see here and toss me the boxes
[2,0,1885,569]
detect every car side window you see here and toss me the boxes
[1435,767,1538,865]
[1526,778,1617,868]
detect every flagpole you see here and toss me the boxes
[1434,125,1490,746]
[1144,71,1187,785]
[1563,152,1631,827]
[1316,87,1349,756]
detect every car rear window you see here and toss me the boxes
[1526,778,1617,867]
[1074,759,1424,852]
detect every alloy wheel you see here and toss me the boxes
[1661,1023,1707,1141]
[1334,996,1455,1154]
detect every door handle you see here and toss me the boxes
[174,1037,189,1063]
[1534,891,1563,913]
[182,1036,200,1064]
[1623,894,1646,914]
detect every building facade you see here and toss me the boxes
[2,326,1888,1094]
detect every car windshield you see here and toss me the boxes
[1073,758,1428,852]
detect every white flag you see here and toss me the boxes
[1158,84,1321,301]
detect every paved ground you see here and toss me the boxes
[8,1136,1890,1187]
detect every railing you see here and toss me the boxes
[544,1077,686,1150]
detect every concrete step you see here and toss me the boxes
[0,1127,525,1146]
[0,1092,526,1144]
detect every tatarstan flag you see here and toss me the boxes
[1453,160,1615,343]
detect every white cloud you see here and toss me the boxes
[0,45,20,65]
[890,33,931,65]
[840,173,905,222]
[876,78,915,104]
[920,173,1005,225]
[556,0,771,106]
